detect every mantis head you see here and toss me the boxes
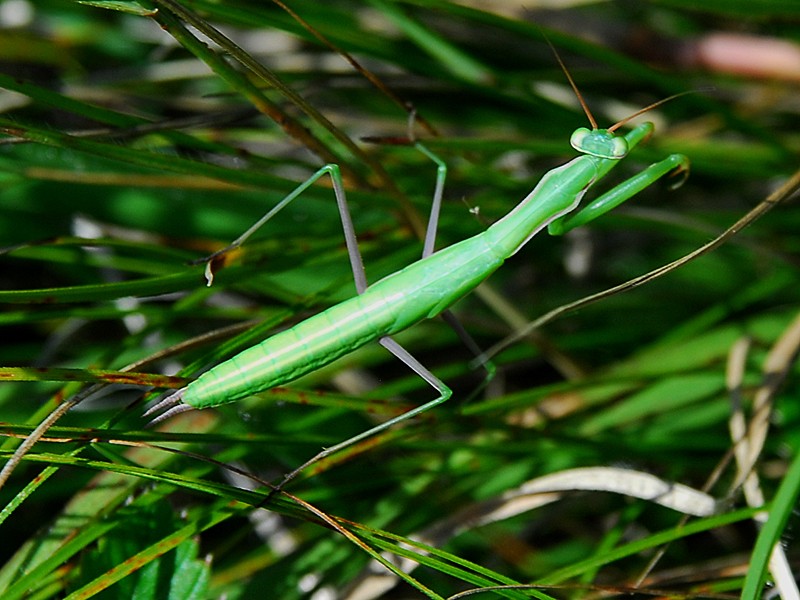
[568,87,689,160]
[570,127,629,159]
[546,34,691,161]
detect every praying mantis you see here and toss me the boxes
[146,60,690,493]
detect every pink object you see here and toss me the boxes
[682,32,800,81]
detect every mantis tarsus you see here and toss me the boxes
[146,70,690,494]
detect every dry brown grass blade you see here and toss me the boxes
[725,313,800,600]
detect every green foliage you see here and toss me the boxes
[1,1,799,598]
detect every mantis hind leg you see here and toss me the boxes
[270,336,452,494]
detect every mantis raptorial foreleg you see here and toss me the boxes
[548,148,688,235]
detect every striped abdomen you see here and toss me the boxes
[182,233,505,409]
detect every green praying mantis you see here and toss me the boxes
[145,56,690,493]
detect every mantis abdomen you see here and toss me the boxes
[183,234,505,409]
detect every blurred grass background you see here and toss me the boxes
[0,1,799,598]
